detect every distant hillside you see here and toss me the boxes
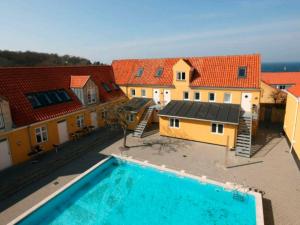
[0,50,103,67]
[262,62,300,72]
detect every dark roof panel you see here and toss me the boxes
[159,100,240,124]
[123,97,152,113]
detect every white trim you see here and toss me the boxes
[158,114,239,125]
[35,126,48,144]
[208,92,216,102]
[141,89,146,97]
[183,91,189,101]
[194,91,201,101]
[176,71,186,81]
[169,118,180,128]
[9,155,264,225]
[130,88,136,97]
[223,93,232,104]
[211,122,224,135]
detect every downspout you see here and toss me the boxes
[290,97,300,153]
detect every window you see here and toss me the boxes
[126,113,134,122]
[27,95,42,108]
[211,123,224,134]
[57,89,71,101]
[194,92,201,101]
[102,83,112,92]
[136,67,144,77]
[87,87,97,104]
[209,93,215,102]
[224,93,232,103]
[183,91,189,100]
[169,118,180,128]
[131,89,136,97]
[76,115,84,128]
[277,85,286,90]
[238,67,247,78]
[0,113,4,129]
[141,89,146,97]
[35,126,48,143]
[176,72,186,80]
[155,67,163,77]
[101,111,108,119]
[111,82,120,90]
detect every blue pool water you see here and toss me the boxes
[18,157,257,225]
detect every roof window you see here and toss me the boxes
[26,89,71,109]
[102,83,112,92]
[155,67,163,77]
[238,67,247,78]
[136,67,144,77]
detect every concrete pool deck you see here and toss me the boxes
[0,127,299,225]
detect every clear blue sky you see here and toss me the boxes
[0,0,299,63]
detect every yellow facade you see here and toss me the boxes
[284,93,300,159]
[159,117,237,148]
[0,97,126,166]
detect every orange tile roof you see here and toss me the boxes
[0,66,124,127]
[261,72,300,97]
[112,54,260,89]
[70,75,90,88]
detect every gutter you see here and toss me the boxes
[290,96,300,153]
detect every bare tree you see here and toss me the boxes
[103,104,132,149]
[270,89,286,104]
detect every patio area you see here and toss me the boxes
[0,126,299,225]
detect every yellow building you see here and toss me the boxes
[284,90,300,164]
[0,66,126,171]
[113,54,261,157]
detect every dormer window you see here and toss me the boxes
[177,72,186,80]
[155,67,163,77]
[136,67,144,77]
[238,67,247,78]
[87,87,97,104]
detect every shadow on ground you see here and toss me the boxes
[0,128,123,213]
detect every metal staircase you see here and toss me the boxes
[132,107,154,138]
[235,111,253,157]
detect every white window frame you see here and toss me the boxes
[76,115,85,128]
[35,126,48,143]
[211,123,224,135]
[131,89,136,97]
[87,87,97,104]
[126,113,134,123]
[183,91,189,100]
[209,92,216,102]
[194,92,201,101]
[141,89,146,97]
[277,85,286,90]
[0,113,4,129]
[169,118,180,128]
[176,72,186,81]
[224,93,232,104]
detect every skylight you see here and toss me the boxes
[26,89,71,109]
[111,82,120,90]
[102,83,112,92]
[136,67,144,77]
[155,67,163,77]
[238,67,247,78]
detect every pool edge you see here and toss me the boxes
[9,154,264,225]
[113,154,265,225]
[7,156,112,225]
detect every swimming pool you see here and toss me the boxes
[11,156,264,225]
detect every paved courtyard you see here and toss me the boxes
[0,127,299,225]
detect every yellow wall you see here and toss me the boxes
[159,116,237,148]
[260,81,286,104]
[0,97,126,166]
[284,93,300,159]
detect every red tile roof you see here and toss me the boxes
[70,75,90,88]
[261,72,300,97]
[112,54,260,89]
[0,66,124,127]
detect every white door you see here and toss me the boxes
[57,121,69,144]
[163,89,171,105]
[0,139,12,171]
[90,112,98,128]
[241,93,252,112]
[153,89,160,104]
